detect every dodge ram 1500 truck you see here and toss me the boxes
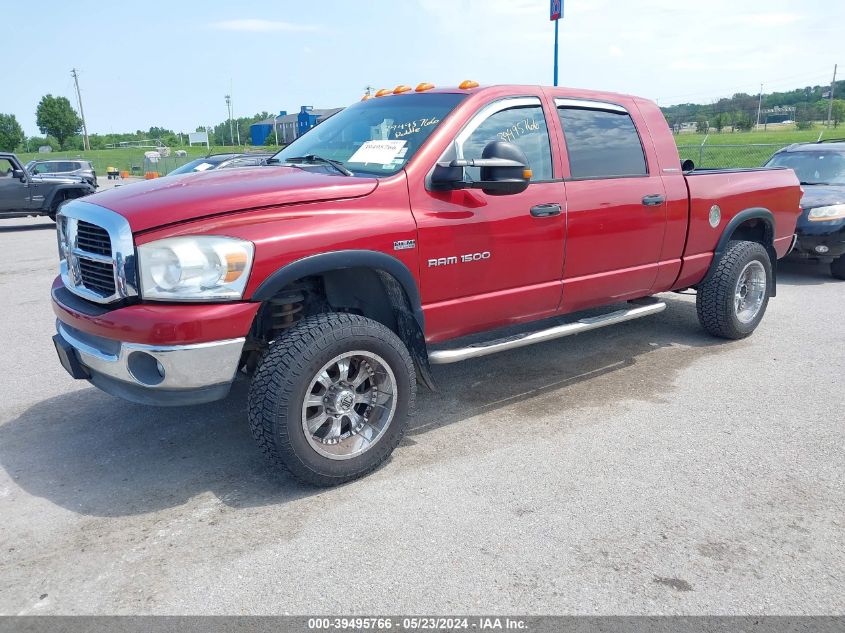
[51,83,801,485]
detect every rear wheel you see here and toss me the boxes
[831,255,845,280]
[248,313,415,486]
[696,240,772,339]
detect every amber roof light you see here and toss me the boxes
[415,82,435,92]
[459,80,479,89]
[375,88,392,97]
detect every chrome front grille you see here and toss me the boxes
[57,201,138,304]
[76,221,112,256]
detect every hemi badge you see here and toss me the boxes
[394,239,416,251]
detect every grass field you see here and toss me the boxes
[14,125,844,174]
[14,145,281,177]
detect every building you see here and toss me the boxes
[249,106,343,146]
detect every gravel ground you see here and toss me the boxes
[0,215,842,615]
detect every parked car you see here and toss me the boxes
[51,82,801,485]
[764,140,845,279]
[165,153,272,176]
[26,158,98,189]
[0,153,94,220]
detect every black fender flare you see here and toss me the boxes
[251,249,425,330]
[43,184,94,211]
[701,206,777,295]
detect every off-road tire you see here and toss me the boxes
[831,255,845,280]
[248,313,416,486]
[696,240,772,339]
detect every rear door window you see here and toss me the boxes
[557,105,647,179]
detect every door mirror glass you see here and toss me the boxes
[12,169,26,181]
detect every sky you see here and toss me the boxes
[2,0,842,136]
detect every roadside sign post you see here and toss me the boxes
[550,0,563,86]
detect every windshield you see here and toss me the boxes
[272,93,466,176]
[766,151,845,185]
[167,157,227,176]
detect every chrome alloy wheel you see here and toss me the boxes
[301,351,397,460]
[734,260,767,324]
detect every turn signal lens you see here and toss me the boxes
[523,169,533,180]
[393,85,412,94]
[375,88,391,97]
[459,80,479,89]
[415,82,435,92]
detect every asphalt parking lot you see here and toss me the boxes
[0,214,842,615]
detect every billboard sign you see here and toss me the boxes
[550,0,562,21]
[188,131,210,147]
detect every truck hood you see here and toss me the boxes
[86,166,379,232]
[800,184,845,210]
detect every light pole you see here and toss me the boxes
[550,0,562,86]
[274,113,280,146]
[225,94,234,146]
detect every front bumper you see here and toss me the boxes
[791,215,845,261]
[54,321,245,406]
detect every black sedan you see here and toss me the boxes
[166,152,272,176]
[765,141,845,279]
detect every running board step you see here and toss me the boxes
[428,299,667,365]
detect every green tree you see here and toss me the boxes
[713,113,726,133]
[796,104,815,130]
[35,95,81,149]
[0,113,25,151]
[732,111,753,132]
[695,116,708,133]
[827,99,845,127]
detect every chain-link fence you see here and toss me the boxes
[676,141,787,169]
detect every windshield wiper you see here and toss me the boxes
[283,154,353,177]
[799,181,836,186]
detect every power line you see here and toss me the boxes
[656,70,835,104]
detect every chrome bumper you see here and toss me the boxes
[55,322,245,406]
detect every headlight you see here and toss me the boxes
[138,236,254,301]
[807,204,845,221]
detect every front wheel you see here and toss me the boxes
[831,255,845,280]
[696,240,772,339]
[248,313,416,486]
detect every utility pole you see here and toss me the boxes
[71,68,90,151]
[755,83,763,131]
[826,64,838,128]
[225,94,234,146]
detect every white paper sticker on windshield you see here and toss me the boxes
[348,140,407,164]
[194,162,214,172]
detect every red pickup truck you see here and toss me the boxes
[52,83,801,485]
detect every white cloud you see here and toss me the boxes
[726,12,802,26]
[608,46,623,58]
[209,19,318,32]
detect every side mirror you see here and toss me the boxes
[12,169,26,182]
[431,140,531,196]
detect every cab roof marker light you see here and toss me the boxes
[415,82,435,92]
[393,85,412,94]
[375,88,392,97]
[459,80,479,90]
[361,94,371,101]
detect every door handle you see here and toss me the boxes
[530,203,562,217]
[642,194,665,207]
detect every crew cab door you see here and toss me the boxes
[551,97,668,312]
[409,96,566,341]
[0,157,31,212]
